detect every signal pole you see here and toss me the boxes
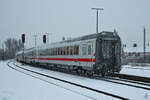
[46,33,49,44]
[91,8,104,34]
[46,33,52,44]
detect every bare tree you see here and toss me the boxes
[3,38,24,59]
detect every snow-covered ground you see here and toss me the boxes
[15,61,150,100]
[0,60,150,100]
[121,65,150,78]
[0,61,98,100]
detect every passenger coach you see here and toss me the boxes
[16,31,122,76]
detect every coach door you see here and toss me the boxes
[81,43,93,68]
[81,44,88,66]
[87,43,93,67]
[111,42,116,65]
[95,38,102,64]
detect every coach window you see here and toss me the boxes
[60,48,62,55]
[88,45,92,55]
[62,47,65,55]
[64,47,67,55]
[64,47,66,55]
[56,48,57,55]
[49,49,51,55]
[47,49,49,55]
[51,49,52,55]
[63,47,65,55]
[74,45,79,55]
[62,47,64,55]
[61,47,63,55]
[32,51,34,56]
[53,48,55,55]
[58,48,60,55]
[59,48,61,55]
[67,46,69,55]
[55,48,57,55]
[57,48,59,55]
[70,46,73,55]
[54,48,56,55]
[82,44,87,55]
[51,48,53,55]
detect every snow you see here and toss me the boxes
[0,60,150,100]
[121,65,150,78]
[0,61,98,100]
[13,61,150,100]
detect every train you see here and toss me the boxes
[16,31,122,76]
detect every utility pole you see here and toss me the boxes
[91,8,103,67]
[91,8,104,34]
[34,35,38,61]
[143,27,146,63]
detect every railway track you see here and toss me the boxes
[15,61,150,91]
[122,67,150,70]
[112,73,150,83]
[28,62,150,85]
[106,76,150,87]
[96,77,150,91]
[8,61,129,100]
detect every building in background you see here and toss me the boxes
[123,47,150,64]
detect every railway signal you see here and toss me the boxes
[43,35,46,44]
[133,43,137,47]
[22,34,25,43]
[123,44,126,48]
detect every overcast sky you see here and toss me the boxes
[0,0,150,51]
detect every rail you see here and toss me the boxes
[112,73,150,83]
[8,61,129,100]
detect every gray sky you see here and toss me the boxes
[0,0,150,51]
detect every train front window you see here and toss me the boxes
[102,40,111,59]
[101,40,117,60]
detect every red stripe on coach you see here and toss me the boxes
[31,58,95,62]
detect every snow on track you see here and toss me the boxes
[121,65,150,78]
[0,61,101,100]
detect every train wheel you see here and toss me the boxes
[101,68,107,77]
[76,69,81,75]
[101,71,106,77]
[88,71,94,77]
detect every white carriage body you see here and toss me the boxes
[16,31,122,74]
[22,38,97,70]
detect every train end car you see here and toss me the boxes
[16,31,122,77]
[94,31,121,76]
